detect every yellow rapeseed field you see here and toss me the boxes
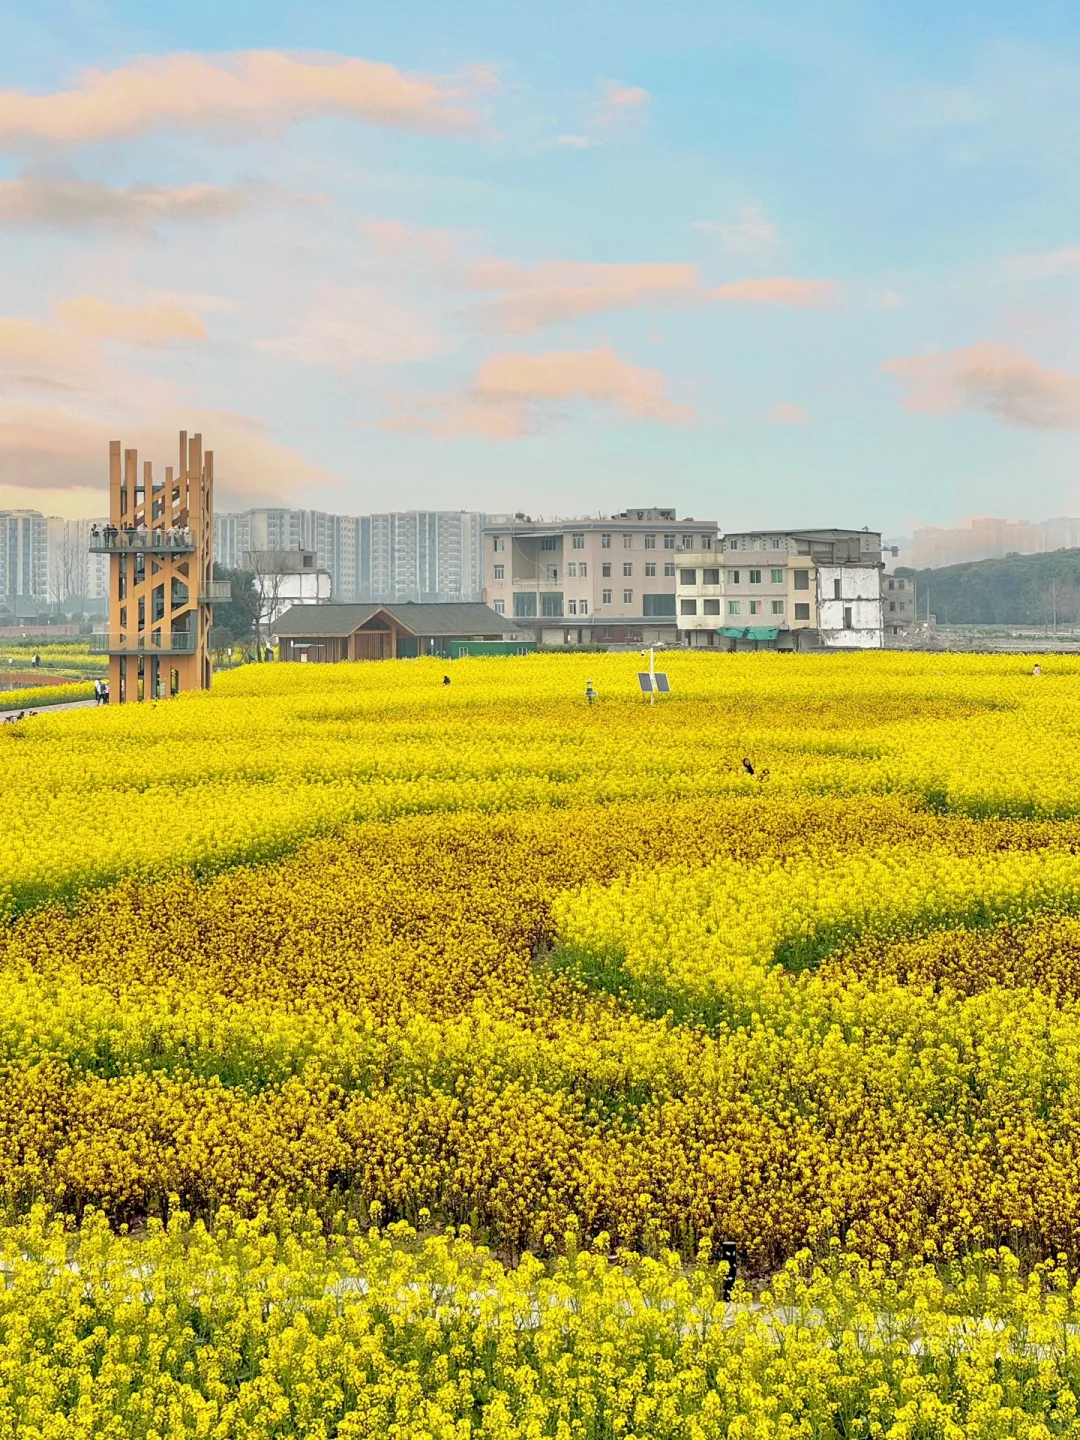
[6,650,1080,1436]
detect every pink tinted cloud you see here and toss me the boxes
[1005,246,1080,281]
[468,260,699,332]
[389,346,692,438]
[711,277,837,309]
[0,401,340,503]
[360,218,460,267]
[595,81,650,128]
[882,342,1080,429]
[764,402,811,425]
[56,295,207,345]
[0,50,480,149]
[0,175,255,228]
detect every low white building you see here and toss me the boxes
[245,548,333,630]
[816,564,884,649]
[676,529,884,650]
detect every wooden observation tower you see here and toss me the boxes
[90,431,227,703]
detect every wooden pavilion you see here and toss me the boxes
[273,602,530,662]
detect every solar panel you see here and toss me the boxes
[637,673,653,693]
[654,673,670,694]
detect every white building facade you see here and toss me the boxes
[676,529,883,650]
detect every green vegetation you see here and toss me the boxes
[900,547,1080,625]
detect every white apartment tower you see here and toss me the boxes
[214,508,484,605]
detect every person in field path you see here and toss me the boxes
[443,675,451,685]
[742,757,755,776]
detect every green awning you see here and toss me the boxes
[745,627,780,640]
[720,626,747,638]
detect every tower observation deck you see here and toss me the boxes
[90,430,220,702]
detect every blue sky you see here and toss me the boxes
[1,0,1079,533]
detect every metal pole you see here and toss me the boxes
[649,645,655,705]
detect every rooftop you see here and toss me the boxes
[273,601,520,637]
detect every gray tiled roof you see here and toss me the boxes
[273,602,519,637]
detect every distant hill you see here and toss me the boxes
[897,548,1080,626]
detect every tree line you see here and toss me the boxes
[898,548,1080,626]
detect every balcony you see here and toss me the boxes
[90,632,197,655]
[199,581,232,602]
[89,528,195,554]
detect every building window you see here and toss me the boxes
[514,592,537,618]
[729,570,741,585]
[888,579,895,590]
[602,562,612,577]
[568,600,577,615]
[493,564,505,580]
[793,570,809,590]
[547,566,558,580]
[579,600,589,615]
[728,600,741,615]
[681,534,693,548]
[663,534,676,549]
[623,588,634,603]
[771,600,785,615]
[493,599,505,614]
[702,536,713,549]
[567,563,577,578]
[795,602,810,620]
[772,537,783,549]
[645,534,656,549]
[493,536,505,552]
[680,569,697,585]
[664,562,675,578]
[833,578,842,599]
[541,593,564,617]
[727,537,738,550]
[680,598,697,615]
[541,536,557,551]
[889,601,896,612]
[572,533,585,549]
[844,605,853,629]
[645,562,656,577]
[771,569,784,584]
[623,562,633,576]
[749,569,761,584]
[601,533,611,549]
[579,563,587,577]
[703,598,720,615]
[749,600,759,615]
[703,568,720,585]
[623,534,634,549]
[602,588,612,604]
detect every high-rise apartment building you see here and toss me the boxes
[482,509,720,645]
[0,509,49,609]
[214,508,484,604]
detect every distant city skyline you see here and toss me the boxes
[1,3,1079,531]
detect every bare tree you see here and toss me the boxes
[245,551,290,659]
[1033,577,1080,633]
[48,525,84,608]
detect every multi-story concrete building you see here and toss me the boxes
[482,508,720,646]
[882,572,918,634]
[0,509,49,611]
[676,528,884,649]
[214,508,484,605]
